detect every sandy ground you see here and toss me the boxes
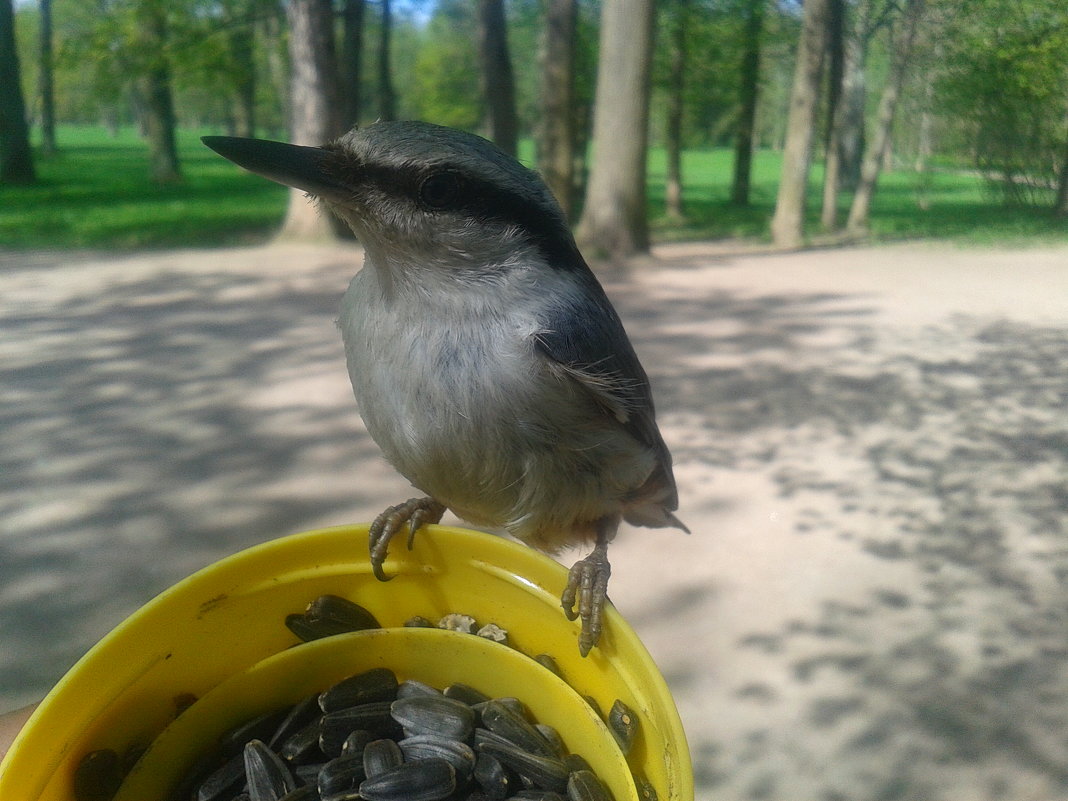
[3,239,1068,799]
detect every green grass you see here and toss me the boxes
[1,125,1065,250]
[0,125,288,250]
[646,146,1068,247]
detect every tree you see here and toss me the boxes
[135,2,180,184]
[378,0,396,121]
[845,0,925,234]
[0,0,35,183]
[770,0,831,248]
[339,0,364,131]
[38,0,56,155]
[937,0,1068,213]
[663,0,689,220]
[278,0,340,240]
[731,0,764,206]
[476,0,517,156]
[536,0,577,218]
[576,0,656,260]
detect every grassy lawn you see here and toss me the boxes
[1,125,1064,250]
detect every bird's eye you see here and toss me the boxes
[419,171,461,209]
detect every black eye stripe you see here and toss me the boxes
[322,151,580,266]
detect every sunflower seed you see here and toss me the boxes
[319,667,398,712]
[193,752,244,801]
[363,738,404,778]
[244,739,297,801]
[473,752,513,800]
[479,699,555,758]
[321,701,399,756]
[268,694,322,751]
[532,654,563,679]
[358,758,457,801]
[399,734,476,778]
[391,694,475,740]
[606,700,637,755]
[396,679,443,699]
[318,752,366,801]
[476,739,569,792]
[443,682,490,707]
[566,769,612,801]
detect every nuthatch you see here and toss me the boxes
[203,121,686,655]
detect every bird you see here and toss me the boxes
[202,121,686,656]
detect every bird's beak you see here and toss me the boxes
[201,136,351,202]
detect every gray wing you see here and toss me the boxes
[531,268,681,517]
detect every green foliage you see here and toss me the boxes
[409,0,482,130]
[936,0,1068,206]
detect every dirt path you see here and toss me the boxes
[3,241,1068,799]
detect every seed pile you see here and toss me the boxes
[180,667,614,801]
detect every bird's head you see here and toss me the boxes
[203,121,577,280]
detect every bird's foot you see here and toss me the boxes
[368,497,445,581]
[561,542,611,657]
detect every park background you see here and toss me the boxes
[3,1,1068,799]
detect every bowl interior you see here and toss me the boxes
[115,628,634,800]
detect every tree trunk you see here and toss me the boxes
[1055,135,1068,218]
[279,0,341,240]
[575,0,655,261]
[664,0,688,221]
[339,0,364,132]
[537,0,576,218]
[378,0,396,121]
[228,22,256,138]
[38,0,56,156]
[819,0,844,229]
[477,0,518,157]
[846,0,924,234]
[770,0,830,248]
[730,0,763,206]
[135,4,180,184]
[838,1,875,192]
[0,0,34,183]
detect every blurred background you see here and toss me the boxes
[3,1,1068,799]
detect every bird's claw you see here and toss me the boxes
[561,547,612,657]
[368,497,445,581]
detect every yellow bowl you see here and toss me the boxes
[0,524,692,801]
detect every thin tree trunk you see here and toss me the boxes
[378,0,396,121]
[477,0,518,157]
[228,23,256,138]
[136,5,180,184]
[279,0,340,240]
[731,0,763,206]
[38,0,56,155]
[537,0,576,218]
[339,0,364,132]
[770,0,830,248]
[0,0,34,183]
[819,0,844,229]
[846,0,924,234]
[575,0,655,260]
[1053,127,1068,218]
[664,0,688,221]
